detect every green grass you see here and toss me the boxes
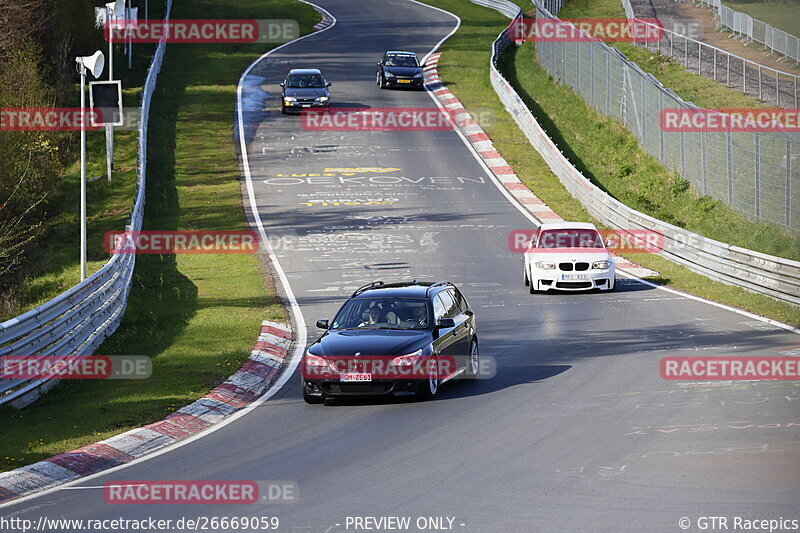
[558,0,773,109]
[0,45,155,322]
[724,0,800,37]
[417,0,799,325]
[0,0,318,471]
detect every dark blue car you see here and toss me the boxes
[302,281,479,403]
[376,51,426,90]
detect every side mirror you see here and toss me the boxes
[279,82,284,87]
[436,317,455,329]
[316,319,329,329]
[377,62,382,66]
[421,63,427,68]
[326,82,332,87]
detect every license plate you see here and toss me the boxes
[341,373,372,382]
[398,79,411,84]
[301,104,311,107]
[562,273,588,280]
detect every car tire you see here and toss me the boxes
[303,387,325,404]
[417,356,439,399]
[379,73,388,89]
[529,277,538,294]
[524,268,530,287]
[464,339,479,378]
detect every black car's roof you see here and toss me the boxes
[351,281,451,299]
[385,51,416,56]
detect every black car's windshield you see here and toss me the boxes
[331,298,430,330]
[385,55,419,67]
[286,74,325,88]
[536,229,605,248]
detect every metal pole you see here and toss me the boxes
[106,6,114,183]
[127,0,132,70]
[713,48,716,80]
[80,67,87,282]
[758,65,762,101]
[698,41,701,74]
[684,37,688,67]
[743,59,746,93]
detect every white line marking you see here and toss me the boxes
[0,1,337,510]
[410,0,800,337]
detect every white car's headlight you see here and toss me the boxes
[592,260,611,270]
[535,261,556,270]
[283,96,296,102]
[317,96,329,102]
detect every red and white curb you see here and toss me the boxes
[311,11,334,31]
[424,54,658,279]
[0,320,293,504]
[424,54,563,225]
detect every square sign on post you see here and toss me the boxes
[89,80,123,126]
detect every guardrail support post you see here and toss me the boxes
[754,134,760,219]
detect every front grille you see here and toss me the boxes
[556,281,592,289]
[575,262,589,271]
[321,382,394,394]
[559,262,573,271]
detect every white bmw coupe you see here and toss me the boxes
[523,222,616,293]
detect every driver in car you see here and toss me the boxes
[359,306,382,327]
[409,305,428,328]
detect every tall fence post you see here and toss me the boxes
[754,134,761,219]
[727,131,734,206]
[788,139,793,228]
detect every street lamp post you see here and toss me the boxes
[76,51,105,281]
[104,0,125,183]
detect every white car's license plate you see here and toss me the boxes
[341,373,372,382]
[562,273,588,280]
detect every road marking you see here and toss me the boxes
[0,0,338,511]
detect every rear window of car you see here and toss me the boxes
[536,229,604,248]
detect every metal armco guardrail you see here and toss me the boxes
[470,0,800,306]
[0,0,174,408]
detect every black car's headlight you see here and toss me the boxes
[283,96,296,102]
[414,72,423,78]
[316,96,329,102]
[385,72,395,78]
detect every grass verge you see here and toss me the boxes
[724,0,800,38]
[0,29,158,322]
[0,0,318,472]
[418,0,799,326]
